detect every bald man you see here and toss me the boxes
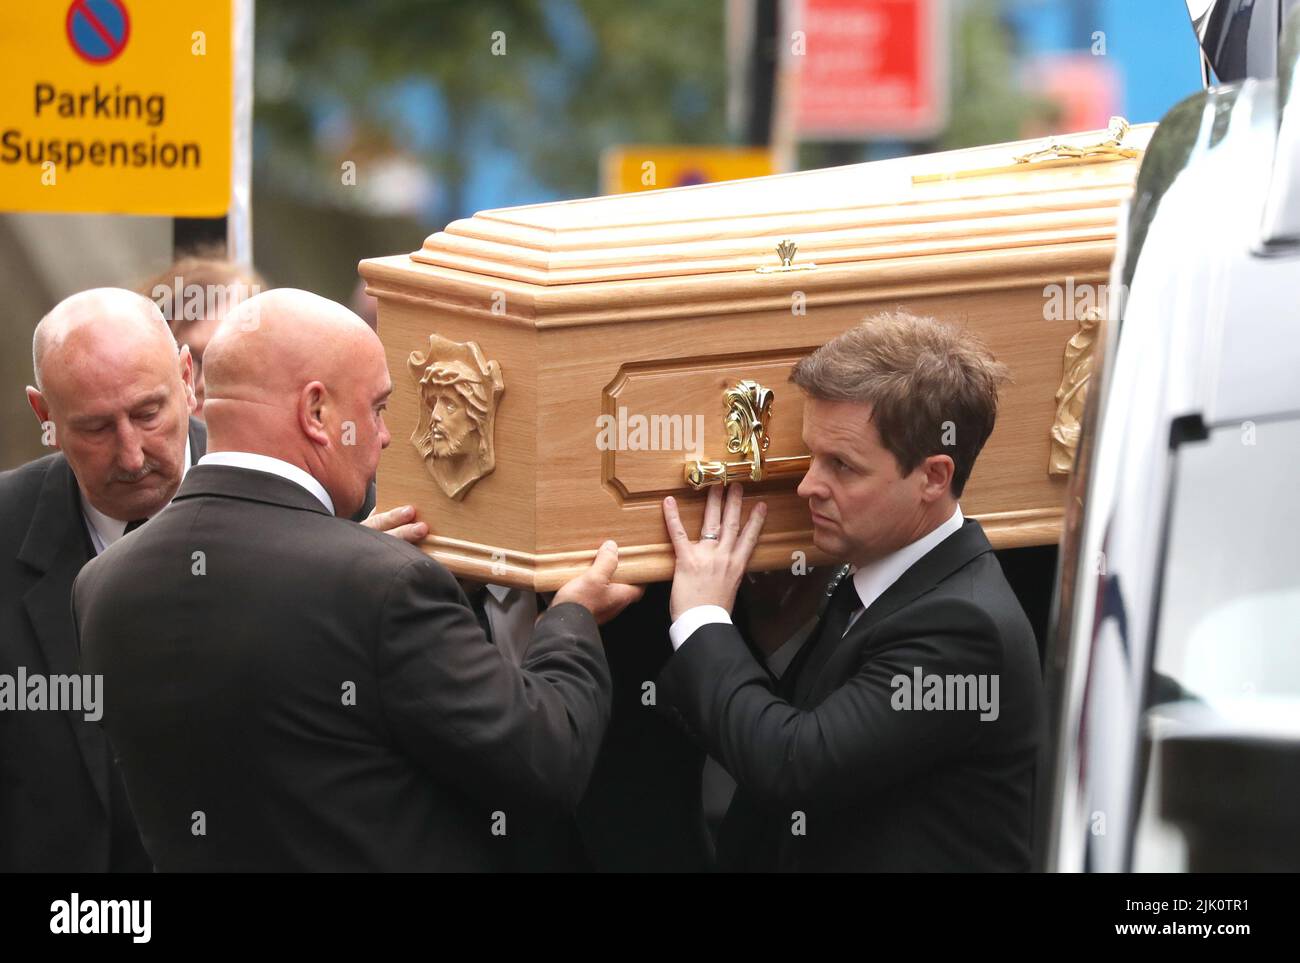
[72,289,640,871]
[1,288,420,874]
[0,288,199,872]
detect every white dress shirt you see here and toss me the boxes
[81,437,192,556]
[196,451,335,515]
[668,505,965,651]
[842,505,964,634]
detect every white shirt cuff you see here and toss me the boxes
[669,605,733,650]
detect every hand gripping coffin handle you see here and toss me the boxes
[684,379,811,489]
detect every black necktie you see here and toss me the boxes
[779,566,861,698]
[123,517,147,534]
[818,568,864,645]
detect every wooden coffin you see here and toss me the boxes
[359,122,1153,590]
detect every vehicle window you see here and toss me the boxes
[1152,418,1300,707]
[1133,417,1300,870]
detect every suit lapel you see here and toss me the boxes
[776,565,850,699]
[12,420,206,815]
[791,616,849,706]
[16,456,110,812]
[792,520,995,706]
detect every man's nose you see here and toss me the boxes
[797,461,830,502]
[115,421,146,472]
[379,420,391,450]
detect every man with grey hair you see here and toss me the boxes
[0,287,198,871]
[0,287,421,872]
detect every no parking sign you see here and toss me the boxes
[0,1,233,216]
[67,0,132,65]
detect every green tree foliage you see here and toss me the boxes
[254,0,727,222]
[940,0,1053,150]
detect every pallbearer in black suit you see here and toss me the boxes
[2,288,434,873]
[74,288,641,871]
[659,311,1045,872]
[0,289,201,872]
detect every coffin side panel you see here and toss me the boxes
[370,290,539,584]
[524,272,1081,589]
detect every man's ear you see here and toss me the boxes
[25,387,59,449]
[178,345,197,414]
[26,386,48,422]
[298,381,331,446]
[919,453,955,502]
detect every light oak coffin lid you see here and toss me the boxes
[403,122,1156,292]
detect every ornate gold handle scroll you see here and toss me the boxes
[684,379,810,490]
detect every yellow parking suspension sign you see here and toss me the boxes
[0,1,232,217]
[601,145,775,195]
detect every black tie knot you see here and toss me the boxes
[778,565,861,699]
[819,568,863,644]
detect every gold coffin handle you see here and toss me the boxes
[683,379,810,490]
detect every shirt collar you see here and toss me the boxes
[81,435,193,556]
[196,450,335,516]
[850,505,964,615]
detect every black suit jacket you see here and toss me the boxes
[0,417,206,872]
[72,464,611,871]
[659,519,1044,872]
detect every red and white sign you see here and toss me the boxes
[793,0,947,139]
[1021,53,1122,136]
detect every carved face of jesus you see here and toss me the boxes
[430,387,476,457]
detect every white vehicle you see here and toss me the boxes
[1041,0,1300,872]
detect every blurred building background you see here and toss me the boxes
[1,0,1203,469]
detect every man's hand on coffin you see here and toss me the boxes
[552,539,645,625]
[361,503,429,544]
[662,483,768,621]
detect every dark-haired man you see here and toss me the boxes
[660,310,1045,872]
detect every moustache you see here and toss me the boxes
[110,461,161,484]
